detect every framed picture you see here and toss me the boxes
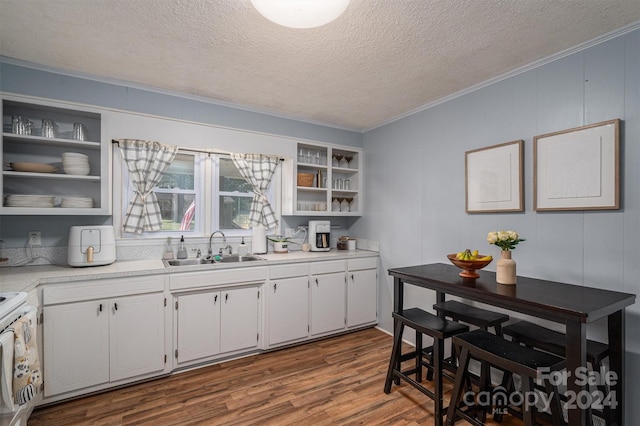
[534,119,620,211]
[465,140,523,213]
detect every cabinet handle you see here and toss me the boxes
[225,293,229,302]
[214,295,218,303]
[315,278,319,286]
[99,303,102,313]
[351,274,354,281]
[114,302,118,311]
[274,283,277,292]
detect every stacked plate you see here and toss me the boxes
[5,194,55,208]
[62,152,90,176]
[61,197,94,208]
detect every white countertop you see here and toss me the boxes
[0,249,377,293]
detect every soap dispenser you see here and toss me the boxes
[238,237,248,256]
[176,235,188,259]
[163,237,174,260]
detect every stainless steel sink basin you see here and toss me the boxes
[164,258,215,267]
[163,255,262,267]
[217,255,262,263]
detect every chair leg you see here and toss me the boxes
[384,319,404,393]
[545,379,565,425]
[521,377,534,426]
[433,337,444,426]
[416,332,423,383]
[445,347,471,426]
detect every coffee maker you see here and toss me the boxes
[308,220,331,251]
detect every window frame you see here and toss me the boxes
[114,147,282,240]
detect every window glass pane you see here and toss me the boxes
[158,153,195,190]
[219,158,252,192]
[219,195,252,230]
[157,193,196,231]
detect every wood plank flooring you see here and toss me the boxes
[30,328,526,426]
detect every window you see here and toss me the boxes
[118,151,278,238]
[217,157,254,230]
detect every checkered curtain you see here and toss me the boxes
[230,153,280,229]
[118,139,178,233]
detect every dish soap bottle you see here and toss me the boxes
[163,237,174,260]
[238,237,248,256]
[176,235,188,259]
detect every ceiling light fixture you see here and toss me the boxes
[250,0,350,29]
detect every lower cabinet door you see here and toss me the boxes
[268,276,309,346]
[43,300,110,396]
[176,291,221,365]
[347,269,378,327]
[109,293,166,382]
[311,272,346,335]
[220,287,260,353]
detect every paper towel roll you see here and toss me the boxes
[251,226,267,254]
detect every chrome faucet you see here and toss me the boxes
[208,230,226,257]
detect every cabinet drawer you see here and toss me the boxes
[43,276,164,305]
[269,263,309,279]
[348,257,378,271]
[170,266,268,290]
[310,260,345,275]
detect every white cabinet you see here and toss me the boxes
[310,261,346,336]
[174,286,260,367]
[267,263,310,347]
[175,292,220,365]
[347,257,378,328]
[220,287,260,353]
[43,300,109,396]
[1,95,110,215]
[171,267,265,368]
[43,290,166,397]
[282,142,363,216]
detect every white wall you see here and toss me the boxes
[357,29,640,420]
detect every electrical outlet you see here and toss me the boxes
[29,231,42,246]
[285,228,295,237]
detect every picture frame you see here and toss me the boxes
[534,119,620,211]
[465,140,524,213]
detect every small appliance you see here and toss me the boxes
[68,225,116,267]
[308,220,331,252]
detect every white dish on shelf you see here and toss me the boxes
[6,162,59,173]
[61,197,93,208]
[63,166,91,176]
[5,194,55,207]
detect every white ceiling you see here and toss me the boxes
[1,0,639,132]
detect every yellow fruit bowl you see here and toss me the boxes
[447,254,493,278]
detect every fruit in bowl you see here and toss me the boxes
[447,249,493,278]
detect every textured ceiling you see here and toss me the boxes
[1,0,639,131]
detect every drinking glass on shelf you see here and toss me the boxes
[340,198,350,212]
[345,198,354,212]
[306,150,312,164]
[298,148,305,163]
[344,155,353,168]
[333,154,343,167]
[332,198,341,212]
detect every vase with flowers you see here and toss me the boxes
[487,230,525,285]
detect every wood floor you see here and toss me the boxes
[30,328,527,426]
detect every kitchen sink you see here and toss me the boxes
[164,258,215,267]
[163,255,262,267]
[217,255,262,263]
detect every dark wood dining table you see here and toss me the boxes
[388,263,636,426]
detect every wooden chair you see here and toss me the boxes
[445,329,566,426]
[502,320,610,423]
[384,308,469,426]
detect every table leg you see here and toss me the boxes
[394,277,404,314]
[608,310,625,426]
[565,320,588,426]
